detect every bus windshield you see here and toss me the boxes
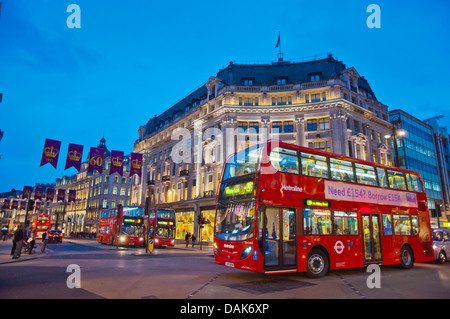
[156,209,175,238]
[215,201,255,241]
[122,217,144,236]
[222,145,260,180]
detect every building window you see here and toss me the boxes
[284,121,294,133]
[244,97,253,106]
[272,121,283,133]
[311,93,321,102]
[238,121,248,133]
[242,77,254,86]
[309,72,322,81]
[277,97,287,105]
[307,119,318,131]
[318,118,330,130]
[249,122,259,134]
[275,77,287,85]
[309,141,331,152]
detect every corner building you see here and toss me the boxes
[132,54,394,244]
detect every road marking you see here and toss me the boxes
[186,272,223,299]
[338,275,368,299]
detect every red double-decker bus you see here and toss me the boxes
[34,214,51,238]
[214,140,434,277]
[98,206,144,246]
[144,208,176,247]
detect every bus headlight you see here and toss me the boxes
[214,242,220,256]
[119,236,126,242]
[240,246,252,259]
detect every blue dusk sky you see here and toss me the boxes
[0,0,449,192]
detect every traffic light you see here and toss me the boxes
[201,217,206,225]
[27,199,34,211]
[197,214,202,224]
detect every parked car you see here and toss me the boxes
[48,230,63,244]
[432,228,450,263]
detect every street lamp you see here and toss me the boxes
[385,115,405,168]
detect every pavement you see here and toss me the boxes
[0,236,212,264]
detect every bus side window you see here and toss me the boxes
[406,173,424,193]
[376,168,388,188]
[355,163,378,186]
[270,147,299,174]
[411,215,419,235]
[388,170,407,191]
[382,214,392,235]
[393,215,411,235]
[330,158,355,183]
[300,153,329,179]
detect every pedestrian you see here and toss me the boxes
[27,228,36,254]
[185,232,190,248]
[1,227,8,241]
[41,229,48,253]
[191,234,196,248]
[12,224,24,259]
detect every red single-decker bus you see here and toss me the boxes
[214,140,434,277]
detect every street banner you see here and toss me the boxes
[88,147,105,174]
[110,150,124,176]
[40,138,61,168]
[46,188,55,202]
[68,189,76,203]
[22,186,32,199]
[34,187,43,201]
[130,152,143,178]
[65,143,84,172]
[57,189,66,202]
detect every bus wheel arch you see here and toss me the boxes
[306,245,330,278]
[399,244,414,269]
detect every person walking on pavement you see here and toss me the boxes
[191,234,196,248]
[41,229,48,253]
[27,228,36,254]
[185,232,190,248]
[12,224,24,259]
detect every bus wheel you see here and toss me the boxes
[306,248,329,278]
[438,250,447,264]
[400,245,414,269]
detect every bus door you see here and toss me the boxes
[361,213,382,264]
[263,206,297,272]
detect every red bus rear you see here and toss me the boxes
[34,215,51,238]
[145,208,176,247]
[214,140,434,277]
